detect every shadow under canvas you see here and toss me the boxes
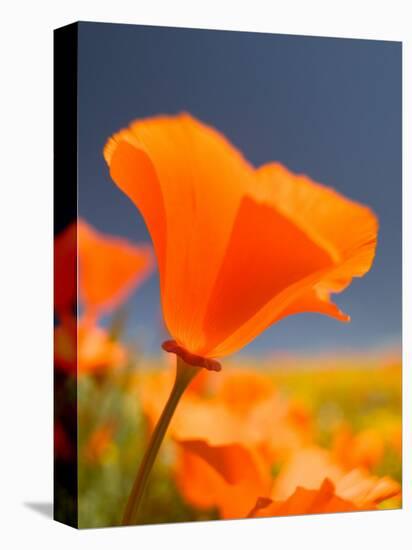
[24,502,54,520]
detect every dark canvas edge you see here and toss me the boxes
[53,22,79,529]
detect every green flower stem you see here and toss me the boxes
[122,355,199,526]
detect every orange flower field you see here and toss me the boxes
[75,347,401,527]
[54,114,401,528]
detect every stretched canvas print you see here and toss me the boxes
[54,21,402,528]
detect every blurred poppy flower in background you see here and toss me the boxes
[248,479,365,518]
[331,424,385,470]
[267,446,400,510]
[54,317,127,374]
[133,366,400,520]
[83,423,116,465]
[175,440,400,519]
[137,367,311,461]
[104,113,378,368]
[176,440,271,519]
[54,219,153,322]
[77,220,153,320]
[54,219,154,374]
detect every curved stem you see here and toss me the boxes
[122,356,199,526]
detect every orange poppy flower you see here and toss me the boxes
[175,442,400,519]
[332,424,385,471]
[54,317,127,374]
[54,220,154,374]
[77,219,153,319]
[104,113,378,368]
[54,219,154,320]
[83,423,116,464]
[135,368,317,518]
[269,446,400,509]
[137,367,310,460]
[136,368,396,519]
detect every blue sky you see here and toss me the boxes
[78,22,401,357]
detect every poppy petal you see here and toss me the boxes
[275,288,350,324]
[176,439,269,486]
[175,440,271,519]
[105,114,255,354]
[200,193,334,356]
[78,219,153,316]
[209,165,377,356]
[249,479,363,518]
[270,446,400,508]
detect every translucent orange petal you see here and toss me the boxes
[176,440,269,486]
[275,287,350,324]
[271,446,400,509]
[105,114,254,354]
[200,194,333,355]
[78,219,153,317]
[209,166,377,356]
[174,441,271,519]
[335,469,400,507]
[174,449,220,510]
[257,163,378,269]
[104,142,167,286]
[249,479,362,518]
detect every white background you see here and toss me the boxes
[0,1,410,548]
